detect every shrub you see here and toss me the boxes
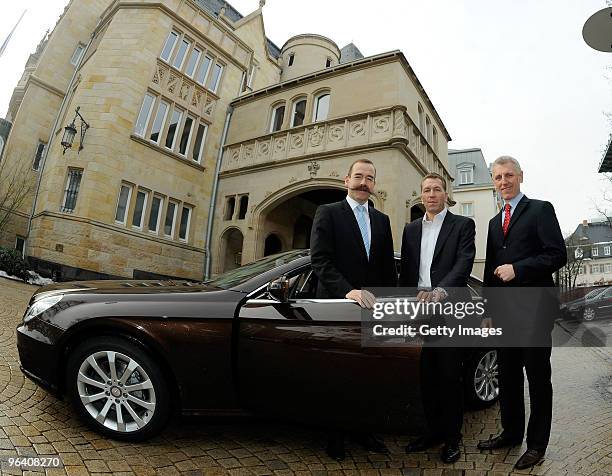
[0,247,30,282]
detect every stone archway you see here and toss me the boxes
[219,227,244,272]
[292,214,313,249]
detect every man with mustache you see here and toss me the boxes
[401,173,475,464]
[310,158,396,460]
[478,156,566,470]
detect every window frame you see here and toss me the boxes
[178,205,193,242]
[164,107,184,151]
[184,46,202,78]
[164,200,179,238]
[191,121,208,163]
[148,194,165,234]
[149,100,170,145]
[32,141,47,171]
[460,202,474,217]
[207,62,223,93]
[313,93,330,122]
[592,247,599,257]
[604,245,610,256]
[291,98,307,128]
[269,103,286,133]
[70,43,86,66]
[160,30,180,63]
[131,189,150,230]
[459,168,474,185]
[172,37,192,71]
[195,55,213,86]
[60,168,84,214]
[114,183,133,225]
[134,92,156,138]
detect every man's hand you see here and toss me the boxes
[494,264,515,282]
[346,289,376,309]
[416,290,434,302]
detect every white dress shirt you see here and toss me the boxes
[418,207,448,289]
[345,195,371,246]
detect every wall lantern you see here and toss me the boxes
[61,107,90,154]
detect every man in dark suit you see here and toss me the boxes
[477,156,566,470]
[310,158,397,460]
[400,173,476,464]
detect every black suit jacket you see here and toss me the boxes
[484,195,566,288]
[484,195,567,337]
[310,199,397,298]
[399,210,476,292]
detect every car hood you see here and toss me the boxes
[34,279,220,297]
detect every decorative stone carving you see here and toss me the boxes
[274,137,286,153]
[288,176,297,183]
[231,149,239,162]
[308,161,320,177]
[153,63,167,85]
[412,190,418,197]
[179,82,191,101]
[373,116,390,133]
[259,141,270,157]
[244,144,254,160]
[203,97,215,116]
[393,109,405,135]
[309,126,324,147]
[192,88,202,108]
[350,120,366,137]
[328,124,344,142]
[377,190,388,201]
[167,73,179,94]
[329,170,339,177]
[291,133,304,149]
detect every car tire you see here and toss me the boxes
[66,336,170,441]
[464,349,499,409]
[582,307,596,321]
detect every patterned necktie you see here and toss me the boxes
[356,205,370,258]
[502,203,512,237]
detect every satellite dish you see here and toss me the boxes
[582,7,612,53]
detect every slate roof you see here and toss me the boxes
[568,220,612,260]
[448,148,493,188]
[340,43,364,63]
[194,0,281,58]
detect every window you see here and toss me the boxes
[134,93,155,137]
[288,53,295,66]
[314,93,330,122]
[149,101,169,144]
[225,197,235,220]
[291,99,306,127]
[270,104,285,132]
[32,141,46,171]
[172,38,191,70]
[178,116,194,156]
[591,264,601,274]
[426,115,432,143]
[70,43,85,66]
[432,126,438,151]
[459,168,474,185]
[247,63,256,89]
[114,184,132,224]
[605,264,612,274]
[196,55,212,86]
[592,247,599,257]
[160,31,179,62]
[0,136,4,158]
[15,236,25,257]
[148,195,164,233]
[418,103,425,133]
[191,123,207,162]
[238,195,248,219]
[578,265,585,275]
[605,246,610,256]
[61,169,83,213]
[178,205,192,241]
[164,107,183,150]
[326,57,332,68]
[164,201,178,237]
[207,63,223,93]
[131,190,149,229]
[460,203,474,217]
[184,47,201,78]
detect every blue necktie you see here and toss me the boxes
[356,205,370,258]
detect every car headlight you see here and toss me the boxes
[23,295,63,323]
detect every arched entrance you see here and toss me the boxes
[258,187,347,258]
[410,203,425,222]
[264,233,283,256]
[220,228,244,272]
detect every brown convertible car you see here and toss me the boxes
[17,250,498,440]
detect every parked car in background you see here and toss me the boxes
[561,286,612,321]
[17,250,498,441]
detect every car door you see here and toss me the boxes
[595,287,612,317]
[235,266,424,432]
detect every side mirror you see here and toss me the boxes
[267,276,290,303]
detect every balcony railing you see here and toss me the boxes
[220,105,451,184]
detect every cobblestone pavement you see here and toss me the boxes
[0,277,611,475]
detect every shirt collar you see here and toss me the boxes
[346,195,369,213]
[423,206,448,224]
[505,191,524,210]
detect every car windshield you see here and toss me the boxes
[585,288,605,299]
[204,249,310,289]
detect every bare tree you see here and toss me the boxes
[0,159,34,235]
[560,231,586,291]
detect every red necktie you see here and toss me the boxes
[502,203,511,236]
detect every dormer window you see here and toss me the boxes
[326,57,332,68]
[288,53,295,66]
[459,166,474,185]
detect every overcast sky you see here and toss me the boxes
[1,0,610,235]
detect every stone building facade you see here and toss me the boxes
[0,0,453,281]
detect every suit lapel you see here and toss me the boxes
[432,211,456,262]
[341,199,368,261]
[505,195,530,239]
